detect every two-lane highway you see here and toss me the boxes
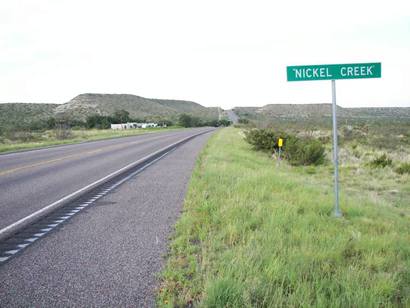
[0,128,211,232]
[0,129,214,306]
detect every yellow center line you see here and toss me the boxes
[0,148,104,177]
[0,135,166,177]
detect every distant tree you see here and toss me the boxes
[157,120,173,127]
[218,119,232,126]
[28,120,48,131]
[68,119,87,129]
[178,114,231,128]
[86,115,98,128]
[190,116,202,127]
[179,114,194,127]
[46,117,56,129]
[203,119,218,127]
[86,115,108,128]
[99,117,111,129]
[113,109,130,123]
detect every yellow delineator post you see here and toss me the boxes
[278,138,283,160]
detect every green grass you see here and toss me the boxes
[158,127,410,307]
[0,127,183,153]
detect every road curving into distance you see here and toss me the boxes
[0,128,213,234]
[226,109,239,124]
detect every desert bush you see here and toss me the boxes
[318,135,331,144]
[86,115,112,129]
[157,120,174,127]
[238,118,249,124]
[178,114,206,127]
[234,120,255,129]
[395,162,410,175]
[54,123,73,140]
[369,154,392,168]
[353,149,361,159]
[342,125,354,140]
[245,128,325,166]
[284,136,325,166]
[177,114,216,127]
[113,109,131,123]
[46,117,56,129]
[6,131,39,142]
[371,135,404,150]
[244,129,288,151]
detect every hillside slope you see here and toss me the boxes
[152,99,219,119]
[0,103,58,131]
[235,104,410,120]
[55,94,219,121]
[0,93,220,132]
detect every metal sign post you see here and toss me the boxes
[286,62,381,217]
[331,80,342,217]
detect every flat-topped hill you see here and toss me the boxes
[0,93,219,131]
[55,93,219,121]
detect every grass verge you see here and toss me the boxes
[158,127,409,307]
[0,127,183,154]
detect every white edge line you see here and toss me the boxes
[0,129,213,241]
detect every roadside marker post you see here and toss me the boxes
[278,138,283,161]
[286,62,381,217]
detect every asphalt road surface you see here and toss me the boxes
[226,109,239,124]
[0,129,213,306]
[0,128,211,230]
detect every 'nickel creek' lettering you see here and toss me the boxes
[287,63,381,81]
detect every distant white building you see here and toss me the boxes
[111,123,128,130]
[111,122,158,130]
[140,123,158,128]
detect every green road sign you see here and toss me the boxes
[285,61,382,217]
[287,62,381,81]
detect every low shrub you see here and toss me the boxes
[245,129,278,151]
[369,154,392,168]
[395,162,410,175]
[245,128,325,166]
[5,131,39,142]
[318,135,331,144]
[54,124,73,140]
[284,136,325,166]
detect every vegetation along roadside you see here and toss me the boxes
[0,109,230,154]
[158,127,409,307]
[0,126,183,154]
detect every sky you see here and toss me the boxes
[1,0,409,109]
